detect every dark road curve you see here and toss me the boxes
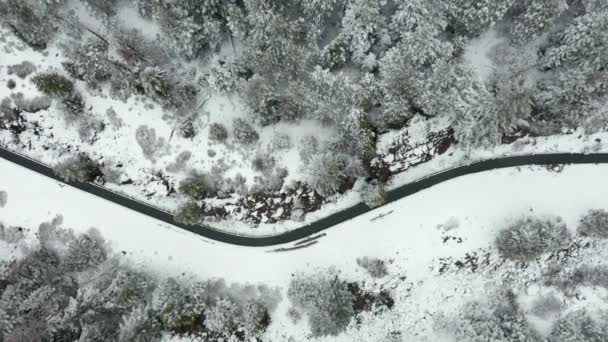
[3,147,608,247]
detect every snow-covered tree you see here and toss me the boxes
[549,309,608,342]
[242,301,271,337]
[450,295,542,342]
[288,269,355,336]
[118,305,163,342]
[62,229,107,272]
[508,0,563,44]
[340,0,390,70]
[241,2,307,81]
[243,75,282,126]
[204,297,240,334]
[305,152,366,197]
[445,0,515,37]
[152,278,207,333]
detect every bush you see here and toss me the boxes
[495,216,571,261]
[52,154,102,183]
[8,61,36,79]
[7,79,16,89]
[58,91,85,118]
[31,72,74,97]
[174,202,203,226]
[305,152,366,197]
[360,181,388,208]
[356,257,388,278]
[578,209,608,238]
[11,93,52,113]
[287,270,355,337]
[135,125,166,161]
[208,123,228,142]
[232,118,259,145]
[178,176,212,201]
[0,191,6,208]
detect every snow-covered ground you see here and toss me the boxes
[0,26,334,229]
[3,157,608,340]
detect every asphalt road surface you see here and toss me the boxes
[3,147,608,247]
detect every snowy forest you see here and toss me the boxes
[1,0,607,228]
[4,207,608,340]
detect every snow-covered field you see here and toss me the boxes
[3,157,608,340]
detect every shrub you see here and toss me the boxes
[495,216,571,261]
[178,176,212,201]
[305,152,366,197]
[208,123,228,142]
[58,91,85,118]
[52,154,102,183]
[178,119,197,139]
[8,61,36,79]
[578,209,608,238]
[7,79,16,89]
[232,118,259,144]
[360,181,388,208]
[31,72,74,97]
[287,270,355,336]
[11,93,51,113]
[356,257,388,278]
[174,202,203,226]
[135,125,166,161]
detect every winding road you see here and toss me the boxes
[2,147,608,247]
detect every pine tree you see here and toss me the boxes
[204,297,240,334]
[287,270,355,336]
[118,305,163,342]
[508,0,562,44]
[305,152,365,197]
[62,229,107,273]
[152,278,207,333]
[340,0,390,70]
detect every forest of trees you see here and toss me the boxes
[2,0,607,210]
[0,217,282,341]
